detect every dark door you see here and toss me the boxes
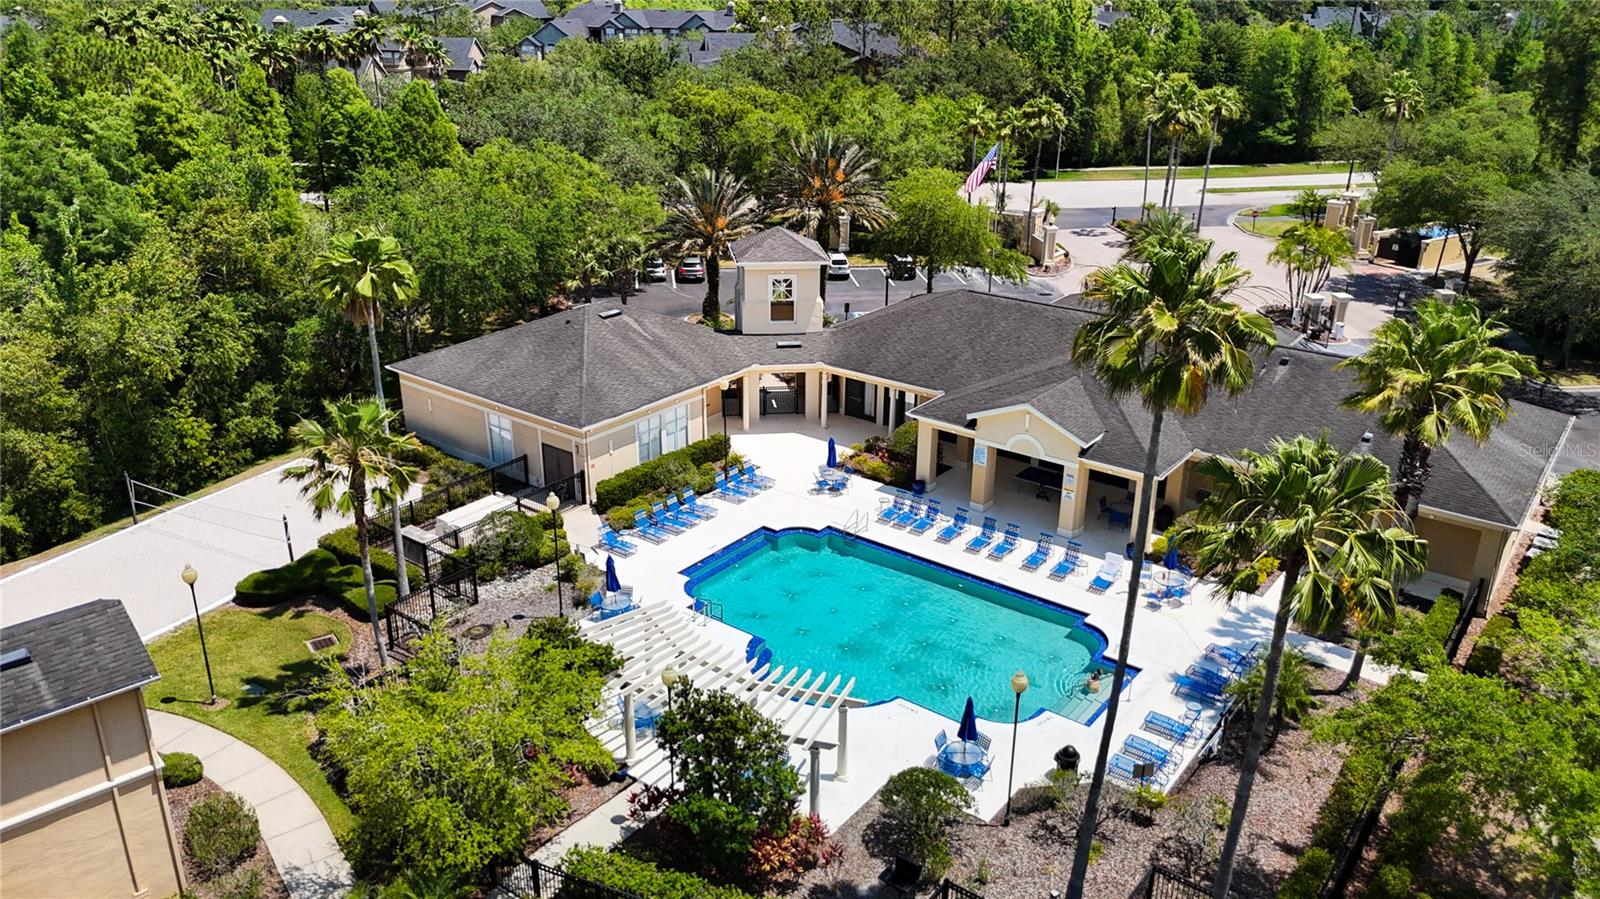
[541,443,575,486]
[844,379,867,420]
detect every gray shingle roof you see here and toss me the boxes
[729,227,830,264]
[473,0,552,19]
[828,18,901,59]
[391,290,1570,527]
[1,600,158,732]
[438,36,481,72]
[260,6,364,31]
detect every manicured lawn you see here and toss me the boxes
[1043,161,1349,182]
[1206,182,1353,194]
[145,607,356,836]
[1237,217,1298,238]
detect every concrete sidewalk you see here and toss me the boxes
[150,711,352,899]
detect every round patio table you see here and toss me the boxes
[938,740,985,779]
[1153,569,1187,588]
[1185,701,1205,718]
[601,592,633,614]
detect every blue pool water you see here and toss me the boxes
[681,528,1127,723]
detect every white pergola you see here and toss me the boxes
[586,605,864,815]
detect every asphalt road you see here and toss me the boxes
[1056,201,1255,230]
[622,265,1066,320]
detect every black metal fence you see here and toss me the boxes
[937,879,987,899]
[497,858,639,899]
[383,530,480,654]
[1442,577,1486,662]
[373,454,532,541]
[1130,864,1228,899]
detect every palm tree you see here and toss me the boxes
[1119,208,1198,263]
[1131,70,1164,217]
[297,27,342,73]
[1023,97,1068,221]
[253,30,299,90]
[1382,70,1424,162]
[282,399,421,669]
[312,229,420,599]
[1224,648,1318,743]
[1268,223,1354,323]
[1194,85,1245,224]
[1062,235,1278,899]
[661,167,762,323]
[1171,435,1426,898]
[347,15,390,100]
[1338,300,1536,520]
[1156,75,1206,211]
[993,106,1028,215]
[960,99,993,172]
[772,131,890,249]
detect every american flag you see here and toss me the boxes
[963,142,1000,195]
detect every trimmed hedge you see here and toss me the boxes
[317,525,422,586]
[186,792,260,876]
[233,549,345,606]
[560,846,753,899]
[594,434,731,512]
[341,580,399,620]
[161,751,204,788]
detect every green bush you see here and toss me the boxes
[1368,863,1413,899]
[340,580,399,620]
[1464,616,1514,676]
[593,434,730,511]
[664,794,761,876]
[186,792,261,876]
[887,420,918,464]
[470,509,548,579]
[317,526,423,585]
[877,767,973,882]
[607,498,656,532]
[1309,748,1387,852]
[212,867,265,899]
[233,549,345,606]
[560,846,753,899]
[1277,846,1333,899]
[161,751,203,788]
[1424,590,1463,642]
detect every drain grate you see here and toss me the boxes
[306,634,339,653]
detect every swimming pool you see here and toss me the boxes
[680,527,1129,724]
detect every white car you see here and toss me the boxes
[827,252,850,280]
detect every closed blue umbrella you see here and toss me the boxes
[826,436,837,468]
[957,697,980,743]
[605,555,621,593]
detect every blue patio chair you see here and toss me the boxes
[933,730,948,752]
[663,495,699,528]
[650,502,688,533]
[1088,554,1122,592]
[961,757,992,791]
[935,508,970,542]
[1124,734,1177,767]
[1205,643,1258,671]
[965,517,999,553]
[1185,664,1232,691]
[1143,711,1197,745]
[631,509,671,543]
[713,470,754,500]
[588,590,604,611]
[681,488,718,518]
[1108,752,1169,788]
[1173,674,1224,703]
[598,525,637,557]
[1096,496,1113,522]
[987,523,1022,560]
[909,500,942,535]
[741,463,776,489]
[1065,539,1084,558]
[975,732,993,752]
[1021,533,1053,571]
[877,492,908,524]
[891,498,924,528]
[1048,553,1080,580]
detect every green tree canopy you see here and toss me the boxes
[877,167,1029,292]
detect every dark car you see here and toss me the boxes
[676,255,706,282]
[888,255,917,281]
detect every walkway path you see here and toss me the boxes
[150,711,352,899]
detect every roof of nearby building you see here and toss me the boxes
[1093,6,1129,28]
[390,291,1570,527]
[438,36,483,72]
[729,227,830,264]
[828,18,900,59]
[687,30,758,65]
[260,6,365,31]
[473,0,552,19]
[1,600,159,733]
[1305,5,1364,30]
[531,15,591,42]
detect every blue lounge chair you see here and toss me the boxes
[1021,534,1053,571]
[675,489,714,521]
[598,525,637,557]
[987,523,1021,560]
[891,498,924,528]
[751,646,773,673]
[1143,711,1197,745]
[1124,734,1177,767]
[1108,752,1169,787]
[935,508,970,543]
[965,517,998,553]
[1205,643,1258,671]
[1173,675,1224,703]
[662,496,699,528]
[741,463,776,489]
[877,493,908,524]
[1185,664,1232,691]
[1088,553,1123,592]
[713,470,753,500]
[728,465,763,493]
[631,509,671,543]
[908,500,941,535]
[650,502,689,533]
[1048,553,1080,580]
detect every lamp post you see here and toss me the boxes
[1004,669,1028,826]
[544,492,563,616]
[662,666,681,790]
[181,565,218,706]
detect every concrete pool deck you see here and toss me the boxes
[562,419,1395,835]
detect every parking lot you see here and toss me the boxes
[622,264,1066,321]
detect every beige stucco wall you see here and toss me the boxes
[582,392,706,488]
[398,375,595,487]
[0,690,183,899]
[971,409,1085,465]
[736,263,824,334]
[1415,513,1509,587]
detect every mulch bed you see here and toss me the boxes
[527,773,630,853]
[167,777,289,899]
[788,666,1363,899]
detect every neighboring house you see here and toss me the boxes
[685,30,759,66]
[260,5,367,32]
[1092,1,1129,29]
[389,228,1570,603]
[469,0,552,28]
[520,0,738,58]
[828,18,901,62]
[0,601,184,899]
[438,35,487,79]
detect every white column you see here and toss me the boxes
[820,375,829,429]
[888,389,900,434]
[835,707,849,782]
[808,745,822,816]
[622,693,637,766]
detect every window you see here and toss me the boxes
[636,402,691,463]
[769,276,795,322]
[486,412,514,464]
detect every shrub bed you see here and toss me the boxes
[233,549,345,606]
[162,751,204,788]
[594,434,731,512]
[562,846,753,899]
[317,526,422,586]
[186,792,261,876]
